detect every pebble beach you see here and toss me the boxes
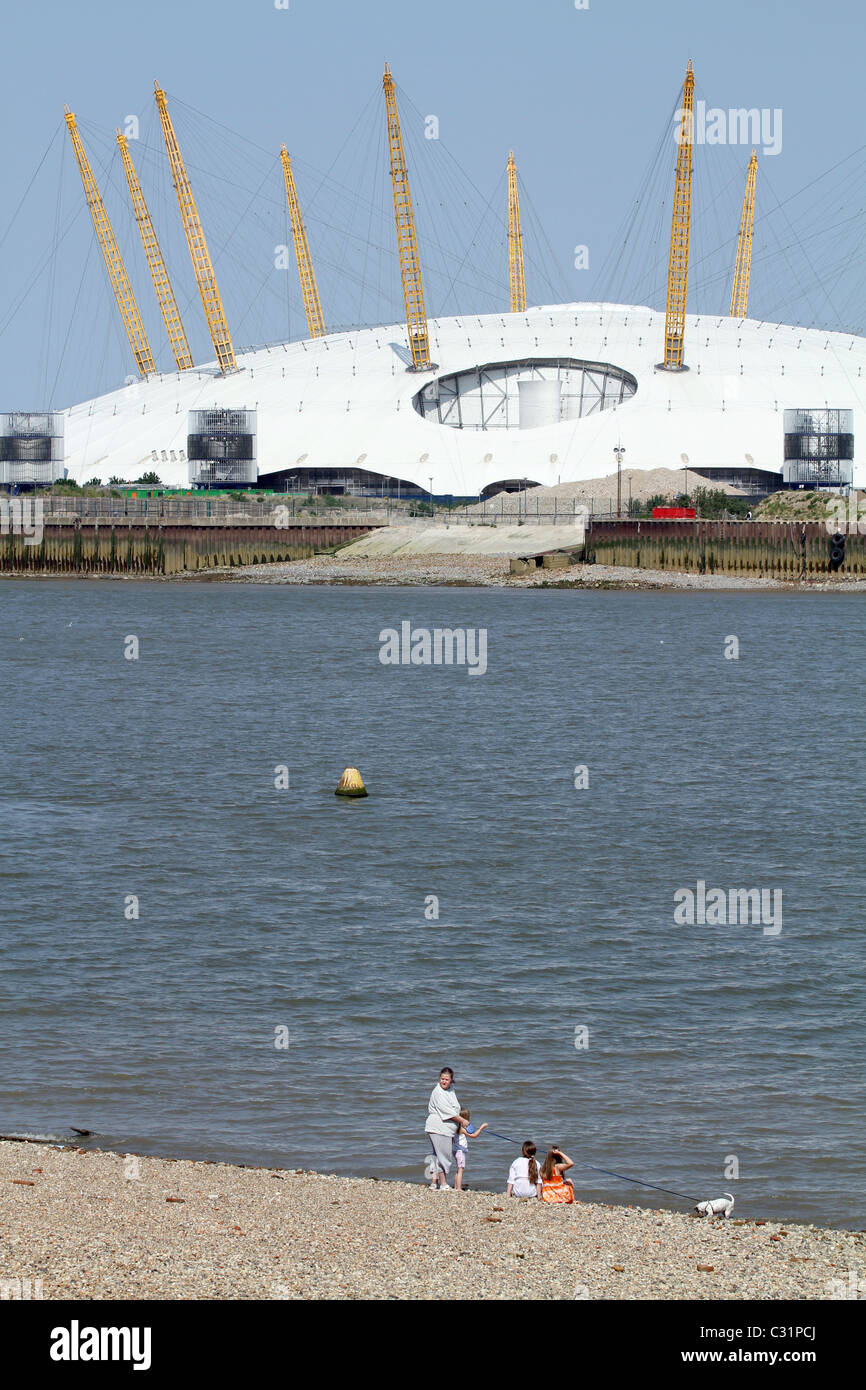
[1,1141,862,1300]
[181,554,866,590]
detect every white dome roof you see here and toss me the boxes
[62,302,866,492]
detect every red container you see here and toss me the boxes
[652,506,696,519]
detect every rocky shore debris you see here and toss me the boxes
[1,1140,861,1301]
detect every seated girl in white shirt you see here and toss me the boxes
[506,1140,542,1199]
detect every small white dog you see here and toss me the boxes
[694,1193,735,1219]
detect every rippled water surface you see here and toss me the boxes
[0,579,863,1227]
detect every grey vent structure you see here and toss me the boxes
[783,409,853,486]
[0,413,64,485]
[187,408,257,488]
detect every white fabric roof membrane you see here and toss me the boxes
[62,303,866,492]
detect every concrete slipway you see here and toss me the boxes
[338,522,586,558]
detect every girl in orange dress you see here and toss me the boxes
[539,1146,576,1204]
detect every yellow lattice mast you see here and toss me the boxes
[64,108,155,379]
[383,63,433,372]
[660,61,695,370]
[730,150,758,319]
[154,83,236,374]
[507,151,527,313]
[280,147,326,339]
[116,130,194,371]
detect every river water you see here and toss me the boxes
[0,579,863,1227]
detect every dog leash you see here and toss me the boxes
[483,1128,701,1204]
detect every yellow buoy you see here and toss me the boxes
[335,766,368,798]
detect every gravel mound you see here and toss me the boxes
[466,468,742,521]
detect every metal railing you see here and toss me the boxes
[34,495,757,527]
[36,497,391,524]
[37,496,590,525]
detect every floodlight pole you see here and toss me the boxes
[614,447,626,518]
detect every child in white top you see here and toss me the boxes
[452,1107,488,1191]
[507,1141,542,1198]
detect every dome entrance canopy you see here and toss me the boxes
[413,356,637,431]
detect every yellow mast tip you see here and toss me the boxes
[155,82,236,373]
[383,58,432,371]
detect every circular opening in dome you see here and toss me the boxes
[414,357,637,431]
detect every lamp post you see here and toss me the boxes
[294,454,308,511]
[681,452,689,506]
[744,454,754,507]
[614,447,625,518]
[429,476,434,513]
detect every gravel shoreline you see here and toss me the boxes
[178,555,866,590]
[3,556,865,590]
[1,1140,861,1300]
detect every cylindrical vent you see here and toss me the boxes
[186,407,257,488]
[0,411,63,483]
[782,407,854,485]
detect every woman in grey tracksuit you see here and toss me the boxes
[425,1067,461,1189]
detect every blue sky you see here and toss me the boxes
[1,0,864,406]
